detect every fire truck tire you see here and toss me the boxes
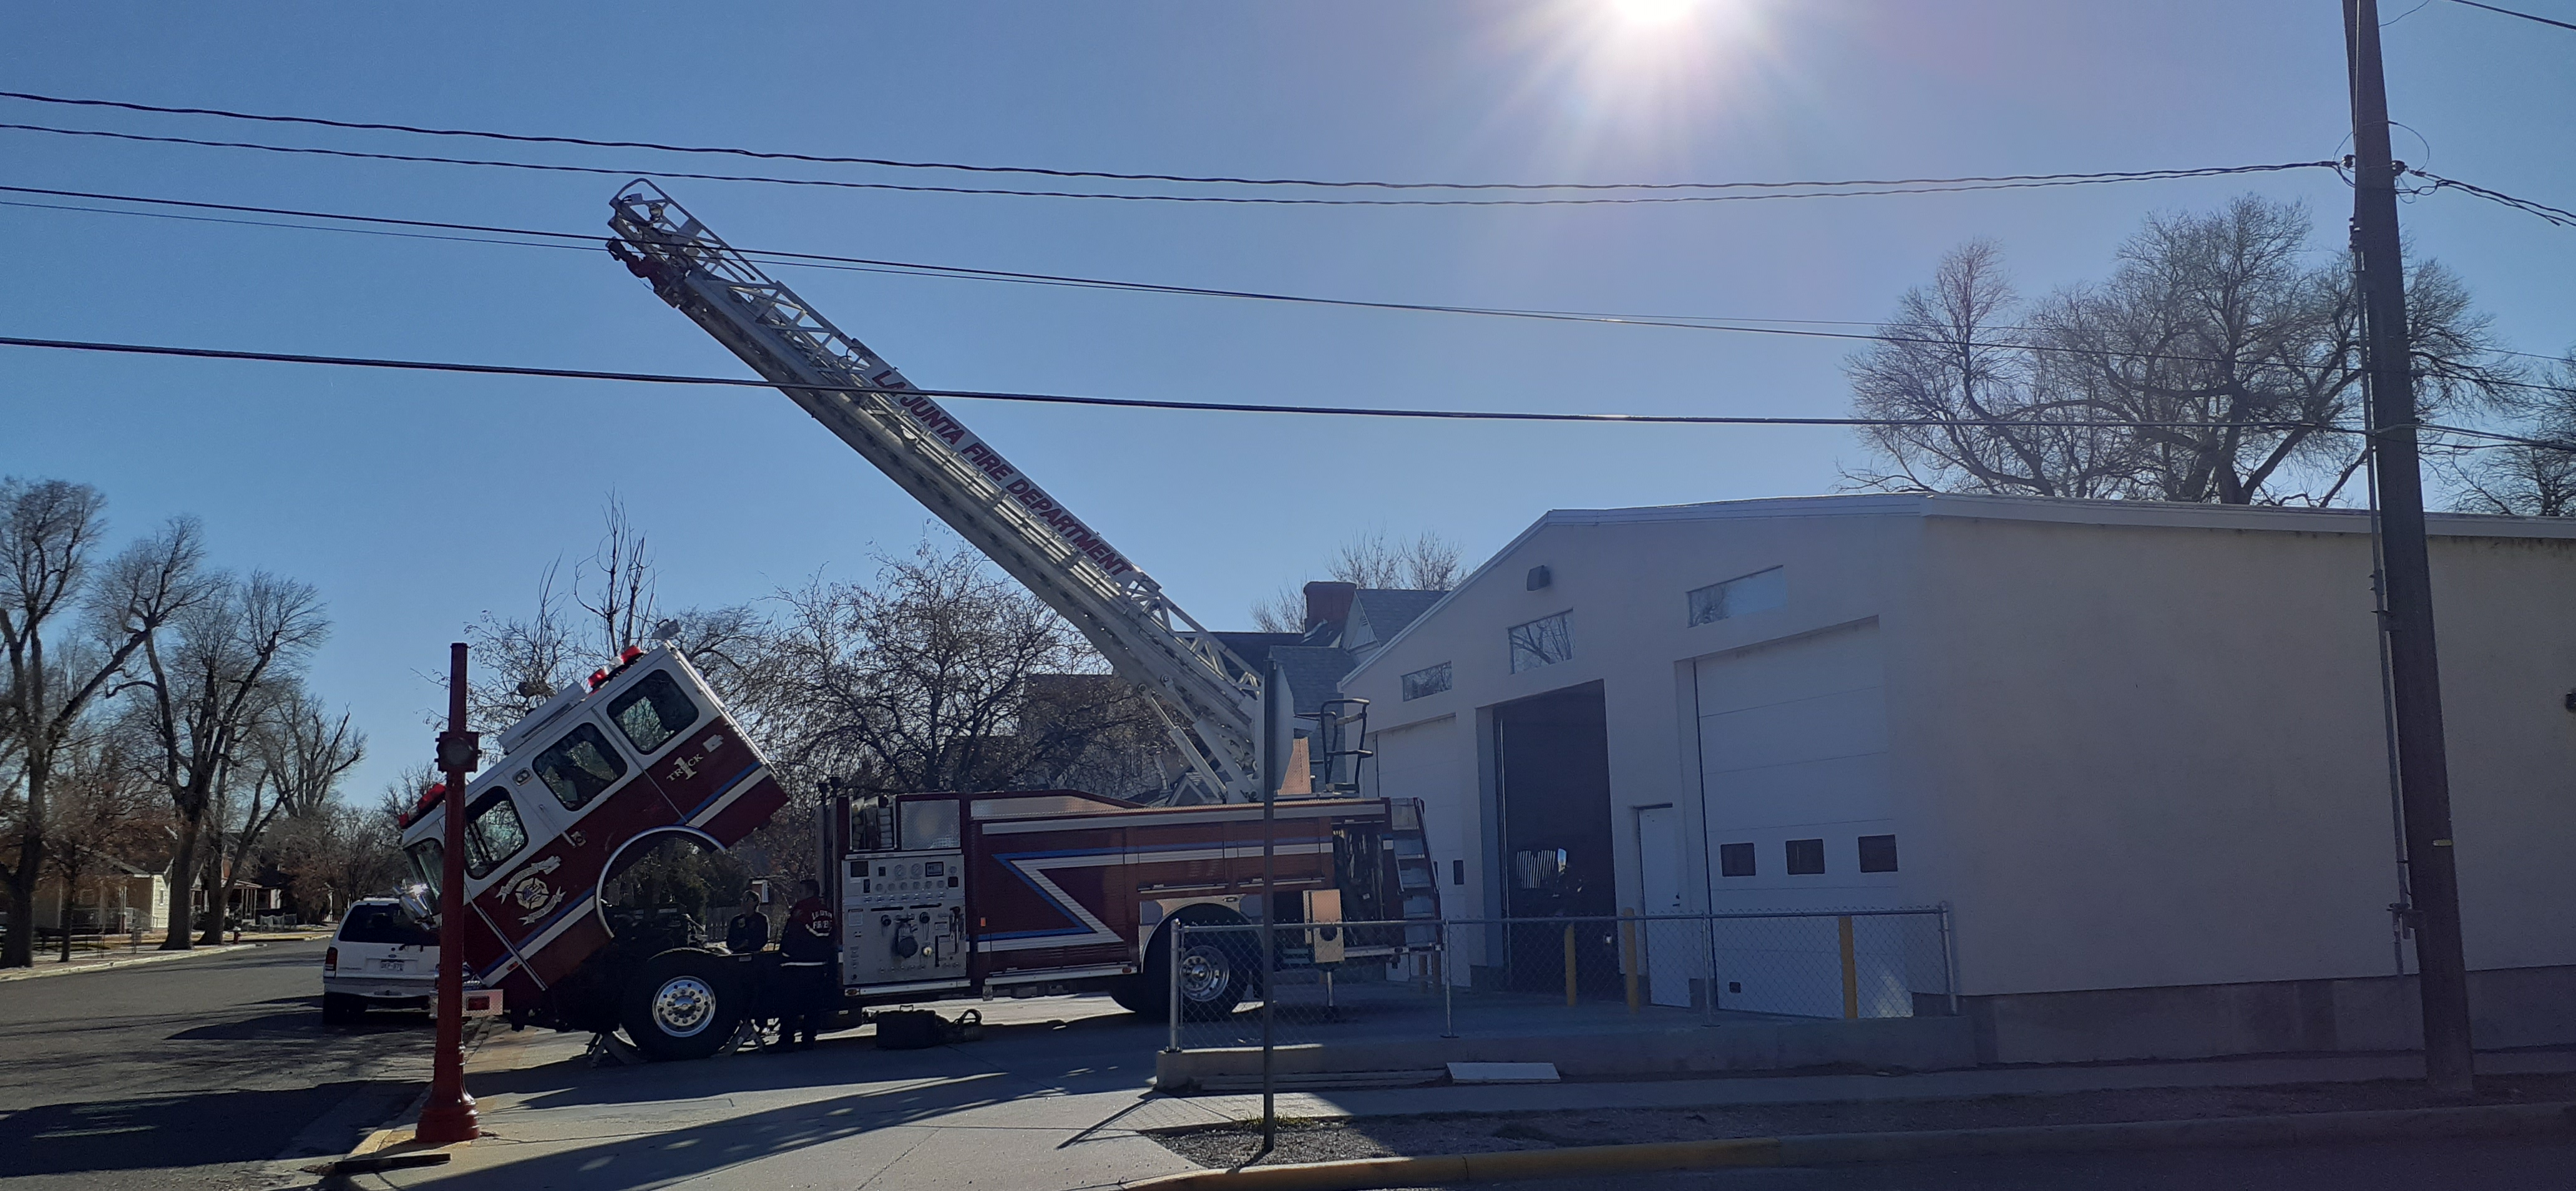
[1138,912,1257,1022]
[622,949,742,1061]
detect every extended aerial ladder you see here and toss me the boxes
[605,182,1262,804]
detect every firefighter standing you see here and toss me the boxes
[725,891,769,955]
[779,878,836,1050]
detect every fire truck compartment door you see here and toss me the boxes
[843,850,966,988]
[1304,888,1345,965]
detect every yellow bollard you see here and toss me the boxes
[1563,924,1579,1007]
[1621,908,1641,1014]
[1838,915,1860,1019]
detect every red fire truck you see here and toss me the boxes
[400,645,1439,1060]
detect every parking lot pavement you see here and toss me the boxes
[364,994,1198,1191]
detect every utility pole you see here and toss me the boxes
[417,643,482,1144]
[2344,0,2476,1099]
[1257,657,1281,1158]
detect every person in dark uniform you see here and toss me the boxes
[725,891,769,955]
[778,878,836,1051]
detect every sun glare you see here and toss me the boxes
[1608,0,1699,26]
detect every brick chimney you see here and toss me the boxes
[1302,581,1357,633]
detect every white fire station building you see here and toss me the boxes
[1340,493,2576,1064]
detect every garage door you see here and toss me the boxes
[1692,620,1907,1017]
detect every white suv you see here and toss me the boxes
[323,898,439,1022]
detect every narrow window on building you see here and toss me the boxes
[1402,662,1453,700]
[1785,838,1826,875]
[1687,566,1786,627]
[1719,841,1756,877]
[1452,858,1465,886]
[1507,611,1573,674]
[1858,834,1899,873]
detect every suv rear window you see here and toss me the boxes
[608,670,701,756]
[339,904,436,946]
[534,723,628,811]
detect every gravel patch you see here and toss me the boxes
[1153,1073,2576,1170]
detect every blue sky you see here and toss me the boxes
[4,1,2570,804]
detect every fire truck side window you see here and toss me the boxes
[607,670,700,757]
[534,723,628,811]
[851,796,895,852]
[463,793,529,879]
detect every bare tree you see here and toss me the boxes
[42,729,163,960]
[0,481,205,968]
[575,495,658,660]
[1843,240,2135,497]
[2450,348,2576,516]
[130,571,327,948]
[461,559,577,735]
[1249,530,1466,631]
[196,687,364,934]
[1846,198,2515,506]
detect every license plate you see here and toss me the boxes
[376,958,405,972]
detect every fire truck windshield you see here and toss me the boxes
[406,840,444,901]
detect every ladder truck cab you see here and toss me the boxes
[826,790,1442,1019]
[396,645,789,1059]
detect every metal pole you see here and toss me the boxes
[416,643,481,1145]
[1938,904,1960,1017]
[1837,916,1859,1020]
[1702,911,1719,1025]
[1562,924,1578,1007]
[1621,908,1641,1014]
[1167,923,1183,1054]
[2344,0,2476,1099]
[1440,921,1456,1039]
[1258,659,1279,1158]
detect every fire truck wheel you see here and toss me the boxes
[1139,913,1256,1022]
[622,949,742,1061]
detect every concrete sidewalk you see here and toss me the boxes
[348,991,2576,1191]
[0,941,263,982]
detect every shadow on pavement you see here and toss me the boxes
[169,1007,429,1042]
[0,1081,414,1176]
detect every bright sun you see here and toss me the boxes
[1607,0,1700,26]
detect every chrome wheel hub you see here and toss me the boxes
[1178,946,1231,1002]
[652,975,717,1037]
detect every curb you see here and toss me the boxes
[1123,1100,2576,1190]
[0,943,259,983]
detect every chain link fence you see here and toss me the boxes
[1166,908,1954,1054]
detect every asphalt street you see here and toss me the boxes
[0,939,428,1191]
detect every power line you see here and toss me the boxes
[0,89,2363,197]
[26,181,2567,378]
[0,122,2338,208]
[2411,170,2576,229]
[0,331,2394,434]
[2448,0,2576,32]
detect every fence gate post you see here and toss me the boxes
[1620,908,1641,1014]
[1166,923,1183,1052]
[1440,921,1457,1039]
[1837,914,1859,1020]
[1563,924,1578,1008]
[1939,903,1960,1017]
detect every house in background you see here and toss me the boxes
[26,857,170,936]
[1339,493,2576,1064]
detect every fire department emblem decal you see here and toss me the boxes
[506,856,565,924]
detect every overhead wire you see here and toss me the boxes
[16,182,2570,378]
[2409,170,2576,229]
[0,89,2361,196]
[12,331,2570,450]
[0,332,2406,435]
[0,122,2339,208]
[2446,0,2576,33]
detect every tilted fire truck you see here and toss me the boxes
[392,183,1443,1060]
